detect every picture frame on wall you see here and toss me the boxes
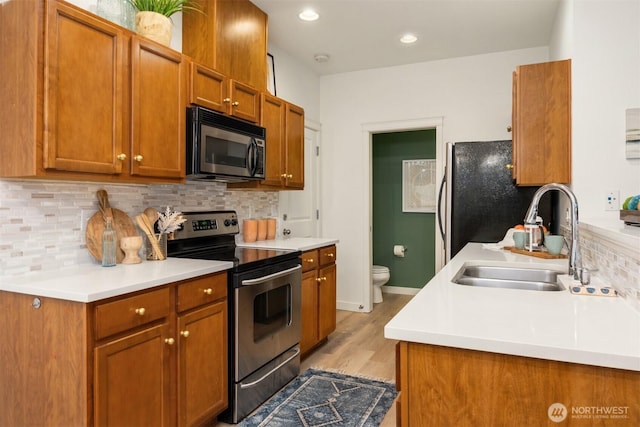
[402,159,437,213]
[267,53,277,96]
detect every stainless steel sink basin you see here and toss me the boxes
[452,265,564,292]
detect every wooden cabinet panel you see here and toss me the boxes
[301,249,319,272]
[300,246,337,357]
[95,287,171,340]
[177,272,227,313]
[319,245,337,267]
[182,0,268,91]
[1,272,230,427]
[259,93,287,186]
[318,263,337,339]
[228,79,260,123]
[95,323,173,427]
[300,269,319,354]
[178,302,228,427]
[397,342,640,427]
[131,38,186,178]
[189,62,228,113]
[512,59,571,186]
[228,95,305,190]
[284,103,305,189]
[0,0,187,183]
[215,0,268,91]
[44,1,125,174]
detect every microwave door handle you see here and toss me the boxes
[247,139,257,176]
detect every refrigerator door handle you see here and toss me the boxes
[437,168,446,242]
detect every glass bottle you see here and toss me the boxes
[102,218,117,267]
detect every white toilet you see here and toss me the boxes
[372,265,390,303]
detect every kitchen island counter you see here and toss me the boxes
[384,243,640,371]
[0,258,233,302]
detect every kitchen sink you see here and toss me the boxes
[452,264,564,292]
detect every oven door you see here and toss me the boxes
[235,264,301,381]
[200,124,265,179]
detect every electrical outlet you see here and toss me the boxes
[605,190,620,211]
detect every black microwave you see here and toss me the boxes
[186,106,266,182]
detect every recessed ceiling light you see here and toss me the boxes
[400,34,418,44]
[314,53,330,63]
[299,9,319,21]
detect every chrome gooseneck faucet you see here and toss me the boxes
[524,183,581,279]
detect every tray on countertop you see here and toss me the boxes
[620,210,640,226]
[503,246,567,259]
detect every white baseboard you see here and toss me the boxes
[336,301,368,312]
[381,285,420,296]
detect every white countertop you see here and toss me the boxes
[0,259,233,303]
[236,237,339,252]
[384,243,640,371]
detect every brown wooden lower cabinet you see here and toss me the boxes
[300,245,337,356]
[396,341,640,427]
[0,272,228,427]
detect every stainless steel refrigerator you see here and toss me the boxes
[438,140,555,261]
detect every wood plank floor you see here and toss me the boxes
[301,293,413,426]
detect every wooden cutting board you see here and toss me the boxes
[85,190,137,264]
[503,246,567,259]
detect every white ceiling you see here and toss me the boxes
[251,0,561,76]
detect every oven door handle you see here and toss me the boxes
[239,347,301,389]
[241,265,301,287]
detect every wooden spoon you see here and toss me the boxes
[135,214,165,260]
[97,189,113,222]
[143,207,159,232]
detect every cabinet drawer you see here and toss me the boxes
[319,245,336,267]
[177,272,227,313]
[301,250,319,272]
[95,287,171,340]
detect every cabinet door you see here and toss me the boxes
[260,93,287,186]
[131,38,186,178]
[44,1,125,174]
[513,59,571,185]
[318,263,337,339]
[300,269,320,355]
[95,323,172,427]
[215,0,268,91]
[177,302,228,427]
[284,103,305,189]
[228,79,260,123]
[189,62,228,113]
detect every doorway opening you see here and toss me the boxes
[363,117,443,312]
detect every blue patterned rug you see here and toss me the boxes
[240,368,397,427]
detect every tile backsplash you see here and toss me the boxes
[0,179,278,279]
[571,222,640,313]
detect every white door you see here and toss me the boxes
[278,124,320,237]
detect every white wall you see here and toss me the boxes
[318,47,549,310]
[570,0,640,221]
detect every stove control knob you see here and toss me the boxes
[231,218,238,226]
[224,219,231,227]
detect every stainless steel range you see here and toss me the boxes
[167,211,302,423]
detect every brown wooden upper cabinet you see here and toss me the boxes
[0,0,187,183]
[183,0,268,92]
[189,62,260,123]
[228,93,305,190]
[511,59,572,186]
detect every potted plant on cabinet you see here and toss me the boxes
[128,0,202,47]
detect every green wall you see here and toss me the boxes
[372,130,436,288]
